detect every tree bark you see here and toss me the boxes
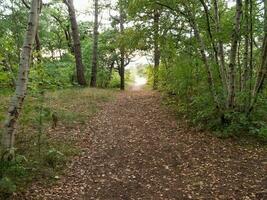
[2,0,41,154]
[241,0,249,92]
[153,9,160,90]
[227,0,242,109]
[119,1,125,90]
[247,0,253,110]
[35,32,42,63]
[22,0,42,64]
[191,19,221,111]
[213,0,228,94]
[249,1,267,112]
[64,0,87,86]
[90,0,99,87]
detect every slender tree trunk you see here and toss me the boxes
[22,0,42,64]
[2,0,41,154]
[108,61,115,83]
[247,0,253,110]
[213,0,227,94]
[119,1,125,90]
[200,0,219,66]
[64,0,86,86]
[227,0,242,109]
[189,14,221,111]
[153,9,160,90]
[51,14,74,53]
[90,0,99,87]
[238,40,243,94]
[249,1,267,112]
[65,26,74,53]
[241,0,249,92]
[35,32,42,63]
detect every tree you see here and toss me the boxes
[250,0,267,112]
[63,0,87,86]
[2,0,41,157]
[151,0,267,126]
[118,0,128,90]
[153,8,160,90]
[128,0,162,89]
[90,0,99,87]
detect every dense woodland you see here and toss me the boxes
[0,0,267,198]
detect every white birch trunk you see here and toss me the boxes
[1,0,41,152]
[227,0,242,108]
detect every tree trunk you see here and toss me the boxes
[213,0,227,94]
[241,0,249,92]
[153,9,160,90]
[2,0,41,154]
[249,1,267,112]
[227,0,242,109]
[22,0,42,64]
[247,0,253,110]
[90,0,99,87]
[35,32,42,63]
[64,0,87,86]
[119,1,125,90]
[108,61,115,84]
[191,20,221,111]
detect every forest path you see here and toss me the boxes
[20,90,266,200]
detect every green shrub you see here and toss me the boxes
[152,52,267,140]
[109,71,120,88]
[258,126,267,142]
[44,148,65,169]
[0,177,16,198]
[0,154,28,198]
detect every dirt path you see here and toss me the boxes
[18,90,266,200]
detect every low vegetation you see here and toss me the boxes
[0,88,116,198]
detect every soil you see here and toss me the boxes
[15,90,267,200]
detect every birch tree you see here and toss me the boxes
[249,0,267,112]
[153,0,265,124]
[2,0,41,157]
[227,0,242,109]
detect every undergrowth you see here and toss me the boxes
[0,87,116,198]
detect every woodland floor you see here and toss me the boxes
[14,89,267,200]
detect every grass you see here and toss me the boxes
[161,92,267,147]
[0,87,117,198]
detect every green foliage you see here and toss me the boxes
[151,50,267,141]
[0,177,16,198]
[258,127,267,142]
[44,148,65,169]
[109,71,121,88]
[0,154,28,198]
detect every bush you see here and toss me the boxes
[44,148,65,169]
[0,177,16,198]
[0,155,28,198]
[109,71,120,88]
[150,53,267,140]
